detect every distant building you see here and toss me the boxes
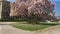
[56,16,60,21]
[0,0,10,19]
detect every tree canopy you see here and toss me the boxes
[10,0,57,22]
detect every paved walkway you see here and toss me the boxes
[35,25,60,34]
[0,22,34,34]
[0,22,60,34]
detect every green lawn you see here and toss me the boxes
[11,22,57,31]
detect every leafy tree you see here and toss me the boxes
[10,0,57,24]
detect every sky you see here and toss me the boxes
[7,0,60,16]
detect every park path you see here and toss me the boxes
[0,22,35,34]
[0,22,60,34]
[35,25,60,34]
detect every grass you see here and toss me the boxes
[11,22,57,31]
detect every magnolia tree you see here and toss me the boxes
[10,0,56,24]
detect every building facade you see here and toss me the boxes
[0,0,10,19]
